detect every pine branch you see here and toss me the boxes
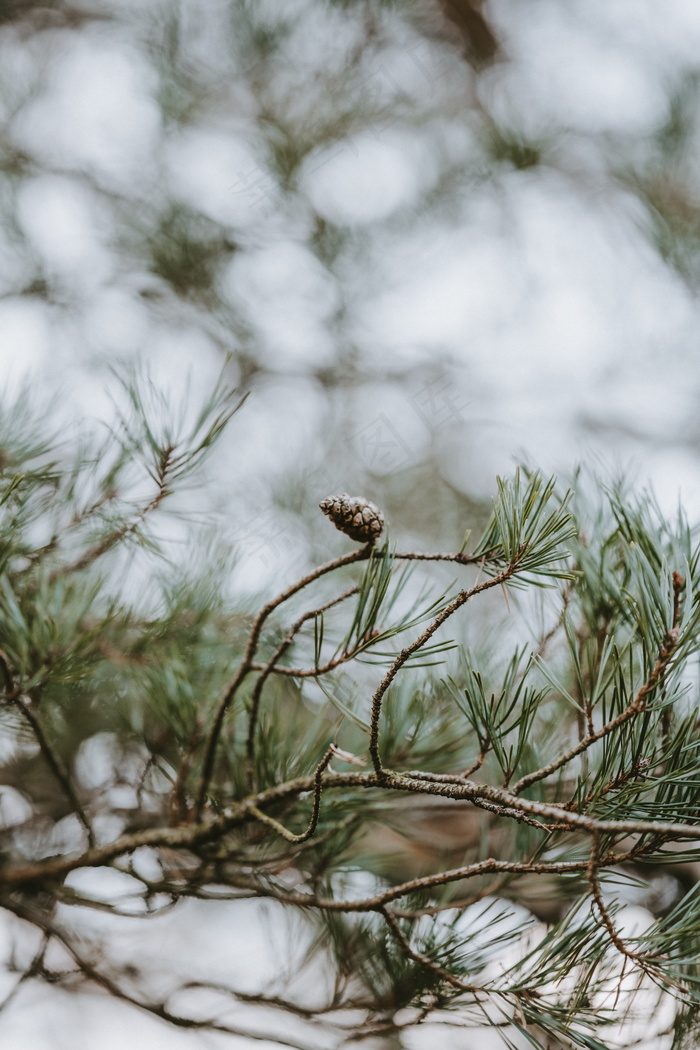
[512,622,680,795]
[2,379,700,1046]
[49,443,174,581]
[368,566,519,778]
[0,648,93,845]
[244,587,359,786]
[195,544,373,815]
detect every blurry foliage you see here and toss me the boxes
[0,0,93,28]
[618,72,700,285]
[482,120,549,171]
[2,0,700,560]
[143,204,237,301]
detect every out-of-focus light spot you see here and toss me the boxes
[645,446,700,524]
[225,374,326,480]
[82,288,150,357]
[221,241,339,367]
[17,176,112,290]
[144,324,225,402]
[488,1,669,134]
[0,787,33,830]
[0,299,52,396]
[166,128,274,229]
[301,131,439,226]
[14,33,160,187]
[356,223,523,349]
[578,0,700,68]
[64,866,144,902]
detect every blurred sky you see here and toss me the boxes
[2,0,700,1045]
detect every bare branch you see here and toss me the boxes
[1,899,316,1050]
[247,746,334,843]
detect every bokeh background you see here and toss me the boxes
[2,0,700,1046]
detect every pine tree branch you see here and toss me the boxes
[379,770,700,840]
[512,626,679,795]
[274,855,612,912]
[48,444,175,582]
[0,771,380,885]
[7,763,700,890]
[0,648,93,845]
[389,549,498,565]
[14,485,119,576]
[247,745,334,843]
[244,586,359,786]
[195,545,373,816]
[197,545,494,813]
[369,564,518,777]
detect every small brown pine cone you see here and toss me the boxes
[319,493,384,544]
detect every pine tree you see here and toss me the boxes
[4,3,700,1047]
[0,375,700,1049]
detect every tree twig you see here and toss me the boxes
[247,746,334,843]
[368,565,517,777]
[49,444,175,582]
[512,630,679,795]
[195,546,373,815]
[244,586,359,786]
[0,648,93,845]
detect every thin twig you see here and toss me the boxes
[0,648,14,695]
[0,899,315,1050]
[222,856,599,913]
[379,905,482,993]
[586,831,648,969]
[368,565,517,777]
[247,746,334,843]
[49,445,174,583]
[248,646,368,677]
[195,546,373,816]
[0,933,49,1014]
[0,648,93,845]
[13,695,94,845]
[390,548,498,565]
[512,631,679,795]
[245,586,359,786]
[169,720,203,823]
[17,485,119,576]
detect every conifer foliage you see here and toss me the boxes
[1,378,700,1048]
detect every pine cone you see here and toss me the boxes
[319,494,384,544]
